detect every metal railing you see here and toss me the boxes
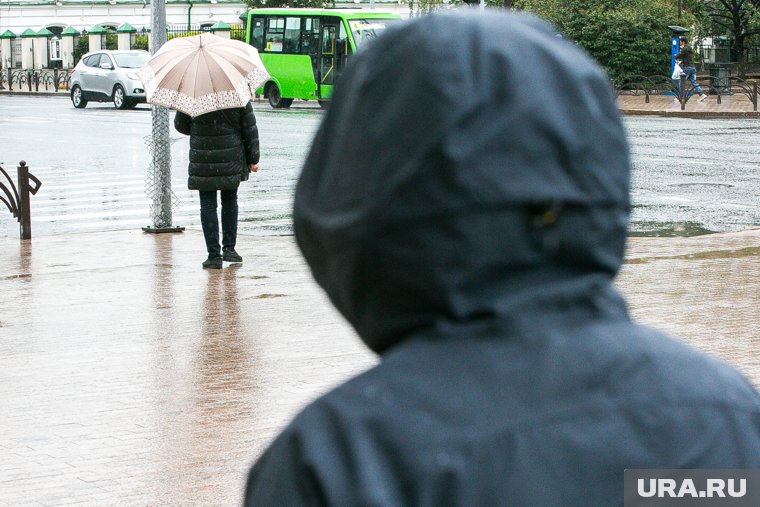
[1,161,42,240]
[0,69,72,93]
[614,73,757,111]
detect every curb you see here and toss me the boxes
[620,109,760,118]
[3,91,758,117]
[0,90,68,97]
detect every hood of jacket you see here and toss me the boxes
[294,11,632,354]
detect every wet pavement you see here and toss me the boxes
[624,115,760,236]
[1,228,758,506]
[0,230,376,506]
[3,94,760,238]
[0,95,321,238]
[0,91,759,506]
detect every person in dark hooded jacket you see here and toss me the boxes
[244,12,760,506]
[175,102,259,269]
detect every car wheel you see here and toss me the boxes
[113,85,128,110]
[268,84,293,109]
[71,85,87,109]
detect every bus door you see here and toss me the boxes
[317,18,350,99]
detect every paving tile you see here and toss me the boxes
[1,227,758,505]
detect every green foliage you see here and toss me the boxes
[231,28,247,42]
[132,35,149,51]
[514,0,697,80]
[105,34,118,51]
[73,36,89,64]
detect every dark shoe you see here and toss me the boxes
[222,248,242,263]
[202,256,223,269]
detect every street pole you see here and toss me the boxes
[144,0,183,233]
[678,0,682,21]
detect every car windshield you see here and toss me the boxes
[112,53,149,68]
[348,18,400,49]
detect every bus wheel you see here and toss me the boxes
[268,84,293,109]
[318,100,330,109]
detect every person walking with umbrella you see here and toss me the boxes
[139,33,270,268]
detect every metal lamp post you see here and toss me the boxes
[143,0,184,233]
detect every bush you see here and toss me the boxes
[515,0,694,80]
[105,34,117,50]
[73,36,89,65]
[133,35,149,51]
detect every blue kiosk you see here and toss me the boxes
[668,25,689,74]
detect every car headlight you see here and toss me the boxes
[126,72,139,80]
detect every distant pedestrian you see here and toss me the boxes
[675,37,708,102]
[244,11,760,506]
[174,103,260,269]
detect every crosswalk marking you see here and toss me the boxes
[3,168,295,236]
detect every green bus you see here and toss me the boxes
[245,8,402,108]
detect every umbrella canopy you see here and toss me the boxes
[138,33,270,117]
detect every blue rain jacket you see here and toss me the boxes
[245,12,760,506]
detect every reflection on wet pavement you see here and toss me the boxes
[0,231,374,505]
[0,228,758,505]
[619,230,760,386]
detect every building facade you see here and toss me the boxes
[0,0,250,69]
[0,0,407,70]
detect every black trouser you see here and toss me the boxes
[199,189,238,257]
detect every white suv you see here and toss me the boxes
[70,50,150,109]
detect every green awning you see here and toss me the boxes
[87,25,108,35]
[117,23,136,33]
[210,21,231,32]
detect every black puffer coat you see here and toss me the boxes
[244,12,760,507]
[174,102,259,191]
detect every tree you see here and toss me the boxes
[703,0,760,77]
[514,0,699,80]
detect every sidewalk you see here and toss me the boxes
[617,92,760,117]
[2,88,759,117]
[0,230,375,506]
[1,227,759,505]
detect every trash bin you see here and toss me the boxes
[709,64,731,95]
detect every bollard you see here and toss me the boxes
[18,161,42,240]
[0,161,42,240]
[678,74,687,110]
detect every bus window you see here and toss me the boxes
[336,21,349,70]
[250,17,264,51]
[348,18,400,49]
[265,17,285,53]
[283,17,301,53]
[301,17,320,56]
